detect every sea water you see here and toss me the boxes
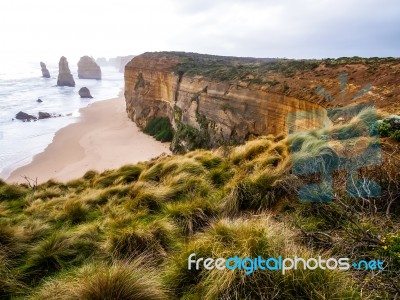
[0,60,124,179]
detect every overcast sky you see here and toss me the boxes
[0,0,399,62]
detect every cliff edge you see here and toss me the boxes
[125,52,400,152]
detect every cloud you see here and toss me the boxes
[0,0,398,61]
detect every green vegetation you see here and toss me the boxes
[378,116,400,142]
[144,117,174,142]
[172,53,321,82]
[165,51,400,83]
[0,108,399,299]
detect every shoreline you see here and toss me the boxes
[6,94,171,184]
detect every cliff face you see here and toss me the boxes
[125,52,400,152]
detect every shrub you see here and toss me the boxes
[144,117,174,142]
[0,184,28,201]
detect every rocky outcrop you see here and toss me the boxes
[38,112,51,119]
[103,55,135,72]
[96,57,108,66]
[57,56,75,87]
[16,111,37,122]
[79,87,93,98]
[77,56,101,80]
[40,62,50,78]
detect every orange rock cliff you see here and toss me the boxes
[124,52,400,152]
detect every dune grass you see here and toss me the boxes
[165,216,359,299]
[30,259,168,300]
[0,109,399,299]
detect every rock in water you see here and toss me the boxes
[57,56,75,87]
[40,62,50,78]
[38,112,51,119]
[79,87,93,98]
[15,111,37,121]
[96,57,108,66]
[77,56,102,80]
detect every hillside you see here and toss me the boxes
[1,104,400,299]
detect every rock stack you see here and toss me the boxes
[77,56,102,80]
[57,56,75,87]
[79,87,93,98]
[40,62,50,78]
[96,57,108,66]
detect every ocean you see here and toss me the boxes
[0,60,124,180]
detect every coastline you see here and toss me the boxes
[6,93,171,184]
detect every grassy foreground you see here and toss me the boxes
[1,109,399,299]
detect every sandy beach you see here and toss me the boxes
[7,94,171,184]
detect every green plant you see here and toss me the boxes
[390,130,400,142]
[31,259,167,300]
[0,184,28,201]
[164,198,216,235]
[165,216,359,299]
[21,233,85,284]
[144,117,174,142]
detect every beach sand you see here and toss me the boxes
[7,94,171,184]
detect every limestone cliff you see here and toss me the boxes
[77,56,101,80]
[125,52,400,152]
[57,56,75,87]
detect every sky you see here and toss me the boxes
[0,0,399,62]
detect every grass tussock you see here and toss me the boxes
[165,216,359,299]
[31,259,167,300]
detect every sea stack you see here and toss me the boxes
[57,56,75,87]
[77,56,102,80]
[78,87,93,98]
[40,62,50,78]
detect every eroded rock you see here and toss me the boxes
[57,56,75,87]
[15,111,37,122]
[40,62,50,78]
[79,87,93,98]
[38,112,51,119]
[77,56,101,80]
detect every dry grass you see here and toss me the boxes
[0,117,399,299]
